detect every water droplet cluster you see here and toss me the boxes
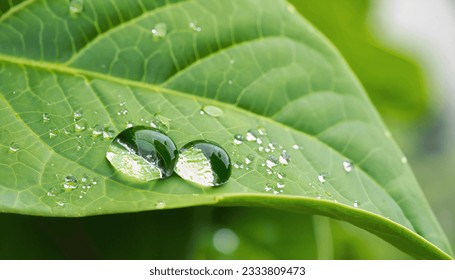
[46,174,98,207]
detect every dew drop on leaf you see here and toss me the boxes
[354,200,359,208]
[69,0,83,15]
[174,140,231,187]
[343,160,353,173]
[201,105,223,117]
[318,173,326,183]
[8,142,19,153]
[74,120,87,132]
[42,113,50,123]
[155,200,166,209]
[49,128,59,139]
[151,22,167,39]
[106,126,178,181]
[63,175,78,190]
[245,130,257,142]
[233,134,243,145]
[73,110,83,120]
[189,21,201,32]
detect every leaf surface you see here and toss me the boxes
[0,0,451,259]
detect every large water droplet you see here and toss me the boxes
[151,22,167,39]
[174,140,231,187]
[69,0,84,14]
[343,160,353,172]
[201,105,223,117]
[106,126,178,181]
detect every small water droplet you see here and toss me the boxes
[103,127,115,140]
[245,154,255,165]
[63,175,78,190]
[401,156,408,164]
[277,172,285,180]
[74,120,87,132]
[8,142,19,153]
[228,80,233,85]
[201,105,223,117]
[119,101,126,107]
[151,22,167,39]
[265,168,273,175]
[265,183,272,192]
[42,113,51,123]
[69,0,84,14]
[278,150,290,165]
[256,138,263,145]
[257,126,267,136]
[56,200,65,207]
[276,182,285,189]
[92,124,104,137]
[354,200,359,208]
[149,113,171,131]
[155,200,166,209]
[126,121,134,128]
[258,146,264,152]
[106,126,178,181]
[73,110,83,120]
[49,128,59,139]
[233,134,243,145]
[318,174,326,183]
[174,140,231,187]
[189,21,201,32]
[233,161,244,169]
[46,187,59,197]
[343,160,353,173]
[245,130,257,142]
[292,144,301,150]
[117,109,128,116]
[265,156,278,168]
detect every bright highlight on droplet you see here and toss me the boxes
[174,140,231,187]
[69,0,84,14]
[201,105,223,117]
[106,126,178,181]
[151,22,167,39]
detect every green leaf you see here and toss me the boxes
[0,0,451,259]
[290,0,429,121]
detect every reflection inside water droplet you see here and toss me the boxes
[174,140,231,187]
[343,160,353,172]
[201,105,223,117]
[106,126,178,181]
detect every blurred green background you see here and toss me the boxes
[1,0,454,259]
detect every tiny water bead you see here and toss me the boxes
[8,142,19,153]
[49,128,59,138]
[353,200,359,208]
[233,134,244,145]
[401,156,408,164]
[189,21,201,32]
[74,120,87,132]
[42,113,51,123]
[245,130,257,142]
[73,110,83,120]
[151,22,167,39]
[63,175,78,190]
[69,0,84,14]
[318,173,326,183]
[106,126,178,181]
[343,160,353,173]
[201,105,223,117]
[155,200,166,209]
[174,140,231,187]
